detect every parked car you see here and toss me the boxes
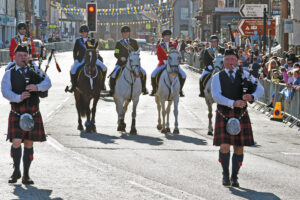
[136,39,147,50]
[33,39,48,60]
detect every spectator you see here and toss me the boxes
[5,40,10,48]
[179,39,186,62]
[250,57,260,78]
[267,59,278,80]
[287,70,294,85]
[285,58,294,71]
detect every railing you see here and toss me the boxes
[184,52,300,128]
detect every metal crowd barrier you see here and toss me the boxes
[184,52,300,130]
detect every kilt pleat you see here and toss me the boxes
[213,107,254,146]
[7,104,46,142]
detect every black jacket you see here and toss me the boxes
[73,38,87,62]
[114,38,139,66]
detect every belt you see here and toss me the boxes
[11,109,39,117]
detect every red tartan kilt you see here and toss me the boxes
[213,107,254,146]
[7,104,46,142]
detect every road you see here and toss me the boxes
[0,51,299,200]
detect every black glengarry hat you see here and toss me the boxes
[14,45,28,54]
[224,48,238,58]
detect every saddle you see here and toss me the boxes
[201,71,213,89]
[154,68,166,89]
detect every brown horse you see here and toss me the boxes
[74,42,103,133]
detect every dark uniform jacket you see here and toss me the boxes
[114,38,139,66]
[73,37,89,62]
[10,67,43,107]
[207,45,225,58]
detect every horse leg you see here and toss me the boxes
[75,92,83,131]
[166,101,172,133]
[91,96,100,133]
[173,97,180,134]
[85,99,92,133]
[130,98,139,135]
[117,98,126,132]
[161,100,167,134]
[155,95,162,130]
[206,98,213,136]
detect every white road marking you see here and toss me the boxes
[47,137,64,151]
[281,152,300,156]
[128,180,181,200]
[128,180,207,200]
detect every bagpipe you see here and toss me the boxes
[237,68,258,96]
[24,21,61,98]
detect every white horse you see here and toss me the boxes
[114,50,142,135]
[204,53,224,135]
[155,49,181,134]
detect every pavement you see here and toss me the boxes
[0,51,299,200]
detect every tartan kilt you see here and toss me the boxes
[7,104,46,142]
[213,107,254,146]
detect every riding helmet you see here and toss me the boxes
[17,22,27,30]
[80,25,89,33]
[121,26,131,33]
[162,30,172,37]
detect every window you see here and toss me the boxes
[181,8,189,20]
[226,0,238,8]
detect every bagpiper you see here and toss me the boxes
[211,49,264,187]
[199,35,225,97]
[1,44,52,184]
[150,30,186,97]
[68,24,107,92]
[109,25,148,96]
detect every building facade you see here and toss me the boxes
[0,0,16,47]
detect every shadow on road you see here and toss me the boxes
[229,187,281,200]
[13,185,62,200]
[120,134,164,146]
[165,134,207,145]
[80,132,119,144]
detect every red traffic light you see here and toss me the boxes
[88,5,95,13]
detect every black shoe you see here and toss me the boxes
[179,91,185,97]
[231,174,239,187]
[22,175,34,185]
[222,170,231,186]
[267,102,273,108]
[150,77,157,96]
[150,90,156,96]
[109,90,114,97]
[8,170,21,183]
[199,92,205,98]
[142,88,149,95]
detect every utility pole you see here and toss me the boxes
[281,0,289,52]
[263,8,267,53]
[60,0,63,39]
[116,0,119,42]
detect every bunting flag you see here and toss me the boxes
[51,1,173,16]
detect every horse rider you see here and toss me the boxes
[211,49,263,187]
[199,35,225,97]
[7,22,36,70]
[68,24,107,93]
[150,30,186,97]
[1,44,52,184]
[109,25,148,96]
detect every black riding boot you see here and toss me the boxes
[150,77,156,96]
[68,73,77,93]
[199,79,205,97]
[179,77,186,97]
[141,74,149,95]
[109,77,116,97]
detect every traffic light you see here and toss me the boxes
[86,2,97,32]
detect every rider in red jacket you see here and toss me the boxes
[9,22,35,62]
[150,30,186,97]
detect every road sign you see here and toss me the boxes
[238,19,276,36]
[239,4,267,18]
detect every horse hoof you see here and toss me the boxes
[207,131,213,136]
[117,125,126,132]
[161,129,167,134]
[77,125,84,131]
[166,128,171,133]
[157,124,162,130]
[130,128,137,135]
[173,129,180,134]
